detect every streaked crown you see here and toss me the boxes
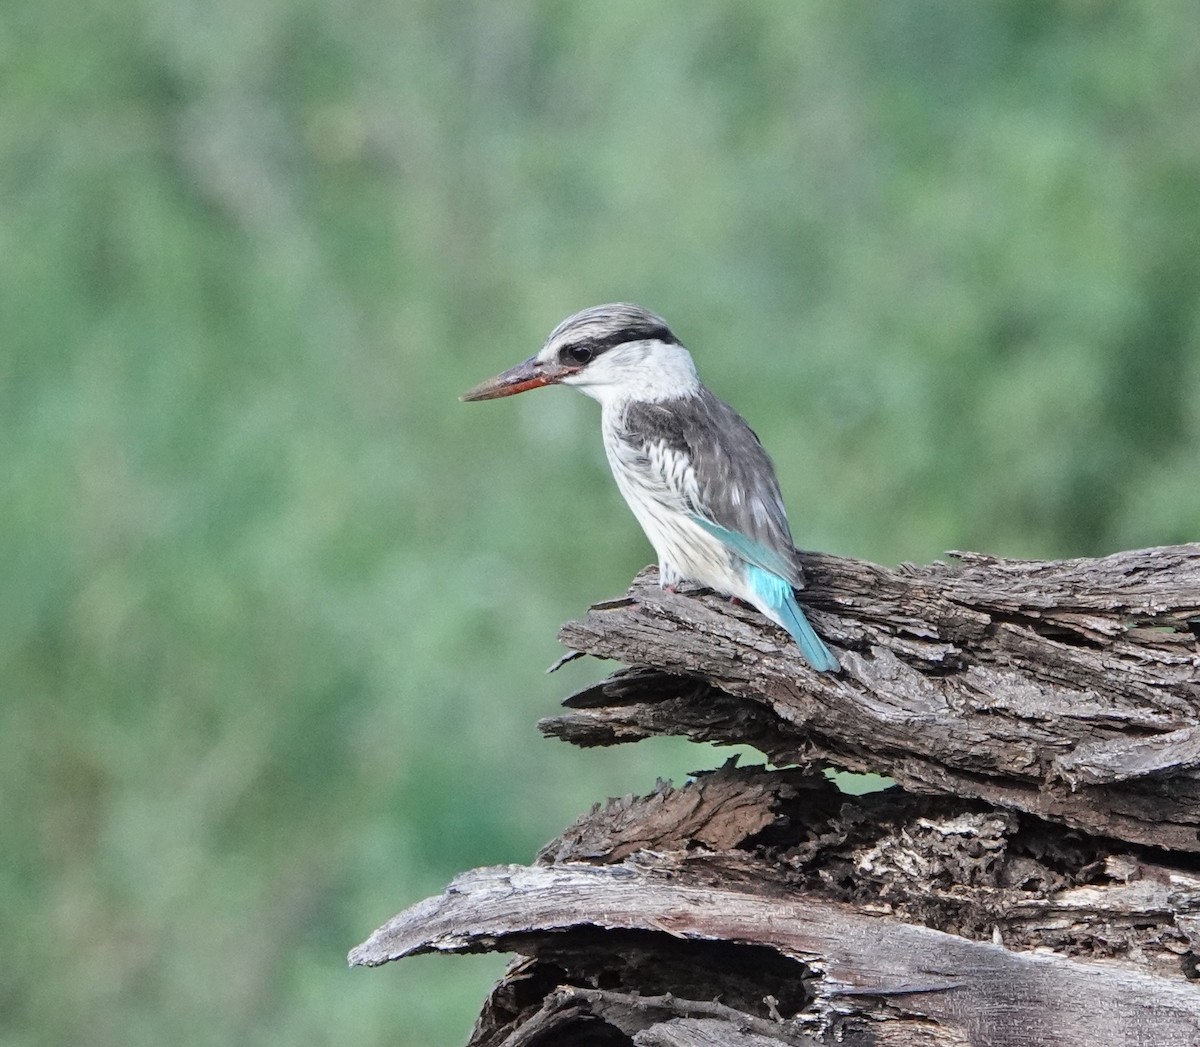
[539,303,680,368]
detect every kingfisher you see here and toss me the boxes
[460,303,840,672]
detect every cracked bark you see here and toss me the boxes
[352,546,1200,1046]
[546,546,1200,852]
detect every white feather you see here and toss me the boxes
[542,340,702,405]
[601,409,749,598]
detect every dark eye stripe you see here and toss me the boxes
[557,323,679,366]
[589,322,679,353]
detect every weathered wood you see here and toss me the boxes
[543,546,1200,851]
[353,547,1200,1043]
[354,765,1200,1045]
[351,861,1200,1046]
[536,764,1200,978]
[489,987,820,1047]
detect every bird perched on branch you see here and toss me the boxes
[461,303,839,672]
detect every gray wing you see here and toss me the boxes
[619,390,804,587]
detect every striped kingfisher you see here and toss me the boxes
[461,303,839,672]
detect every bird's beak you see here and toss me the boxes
[459,355,573,402]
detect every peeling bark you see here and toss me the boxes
[545,546,1200,851]
[353,547,1200,1045]
[354,765,1200,1045]
[352,859,1200,1046]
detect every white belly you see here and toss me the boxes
[604,439,744,596]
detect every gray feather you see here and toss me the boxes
[614,389,804,588]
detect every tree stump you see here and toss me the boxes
[351,545,1200,1046]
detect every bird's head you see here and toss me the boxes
[460,303,700,406]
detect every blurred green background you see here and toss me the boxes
[4,2,1198,1044]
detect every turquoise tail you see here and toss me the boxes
[745,564,840,673]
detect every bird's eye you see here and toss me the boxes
[564,344,593,365]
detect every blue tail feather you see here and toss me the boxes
[745,564,840,673]
[687,516,798,582]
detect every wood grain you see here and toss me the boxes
[545,546,1200,850]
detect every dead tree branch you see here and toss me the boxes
[544,545,1200,850]
[354,764,1200,1044]
[353,546,1200,1045]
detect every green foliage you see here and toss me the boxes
[3,2,1197,1043]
